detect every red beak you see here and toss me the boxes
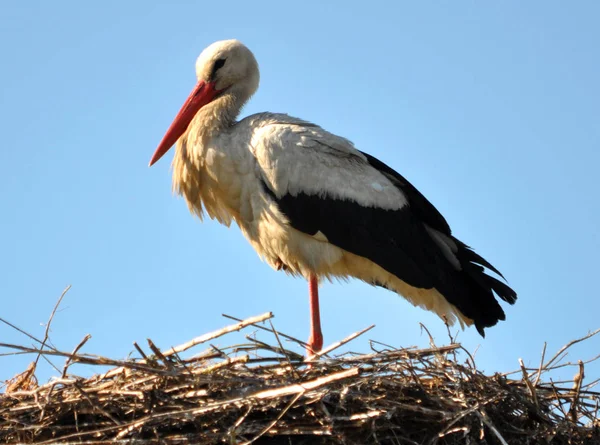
[149,80,219,166]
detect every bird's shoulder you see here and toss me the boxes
[238,113,365,161]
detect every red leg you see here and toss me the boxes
[307,275,323,355]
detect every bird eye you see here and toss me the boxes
[213,58,226,72]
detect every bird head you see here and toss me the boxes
[149,40,259,166]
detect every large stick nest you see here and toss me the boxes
[1,311,599,444]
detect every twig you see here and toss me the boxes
[156,312,273,359]
[369,339,399,353]
[62,334,91,378]
[533,342,547,387]
[430,396,499,445]
[132,342,149,362]
[222,313,308,349]
[240,392,304,445]
[252,368,360,399]
[569,360,585,422]
[419,323,436,349]
[146,339,174,369]
[0,317,58,351]
[34,285,71,369]
[543,328,600,370]
[477,409,509,445]
[228,404,254,441]
[268,319,300,379]
[459,345,477,372]
[5,362,37,393]
[72,382,122,426]
[194,354,249,374]
[549,378,569,418]
[0,343,176,375]
[305,324,375,363]
[519,358,538,408]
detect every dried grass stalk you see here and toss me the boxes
[1,314,599,444]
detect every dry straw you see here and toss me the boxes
[1,297,599,444]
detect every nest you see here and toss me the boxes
[1,310,600,444]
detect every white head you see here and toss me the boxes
[149,40,260,166]
[195,39,259,96]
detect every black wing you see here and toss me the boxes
[359,151,452,236]
[262,152,517,336]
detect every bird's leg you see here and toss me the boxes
[307,275,323,355]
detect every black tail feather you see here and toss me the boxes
[448,236,517,336]
[455,240,505,279]
[483,274,518,304]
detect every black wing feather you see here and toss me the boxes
[359,151,452,236]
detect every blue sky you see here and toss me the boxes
[1,1,599,384]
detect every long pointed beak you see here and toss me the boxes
[149,80,219,166]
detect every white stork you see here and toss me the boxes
[149,40,517,354]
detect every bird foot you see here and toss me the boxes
[306,331,323,356]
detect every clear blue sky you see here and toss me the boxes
[1,2,599,384]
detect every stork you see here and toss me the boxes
[149,40,517,354]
